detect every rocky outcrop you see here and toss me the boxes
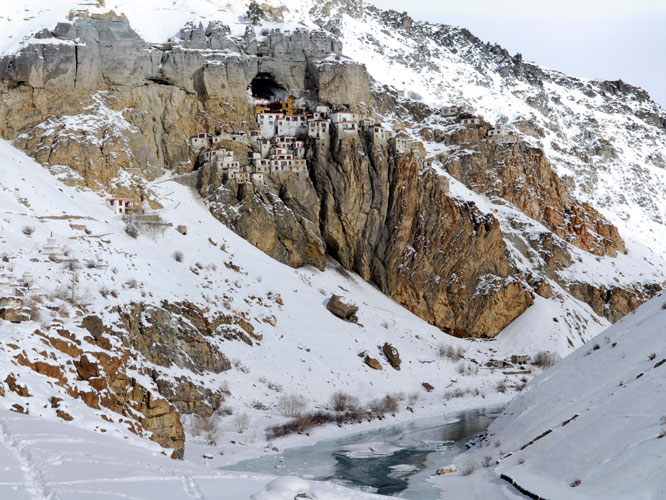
[567,282,662,322]
[442,130,625,258]
[0,14,368,106]
[116,301,233,374]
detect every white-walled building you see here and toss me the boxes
[276,115,308,137]
[369,125,390,143]
[329,111,357,124]
[460,117,481,126]
[487,125,518,144]
[390,133,409,153]
[258,113,283,138]
[334,121,358,136]
[191,133,209,149]
[441,105,463,117]
[107,198,136,215]
[308,120,330,140]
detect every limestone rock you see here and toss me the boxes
[326,295,359,323]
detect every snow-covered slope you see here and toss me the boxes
[436,291,666,499]
[0,409,387,500]
[0,137,574,462]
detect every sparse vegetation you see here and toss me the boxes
[459,459,477,476]
[457,361,479,376]
[329,391,360,412]
[193,415,218,446]
[438,344,465,361]
[125,279,139,289]
[234,413,250,434]
[277,394,307,417]
[265,409,366,440]
[369,394,399,415]
[251,401,269,411]
[532,351,561,369]
[124,220,139,239]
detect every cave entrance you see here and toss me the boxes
[250,72,288,101]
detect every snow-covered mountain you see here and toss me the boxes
[0,0,665,498]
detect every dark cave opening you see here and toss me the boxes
[250,72,288,100]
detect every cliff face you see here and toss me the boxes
[0,11,656,341]
[0,13,369,197]
[440,126,625,258]
[202,133,534,338]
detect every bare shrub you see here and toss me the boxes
[444,388,466,400]
[267,381,283,393]
[251,401,269,411]
[369,394,399,415]
[494,439,502,448]
[662,302,666,310]
[570,479,582,488]
[648,353,657,361]
[173,250,184,262]
[518,457,526,465]
[532,351,561,369]
[438,344,465,361]
[330,391,360,412]
[124,221,139,239]
[482,455,493,467]
[22,225,35,236]
[277,394,307,417]
[459,459,477,476]
[216,404,233,416]
[407,392,419,405]
[235,413,250,434]
[193,415,218,446]
[457,361,479,376]
[660,415,666,426]
[496,380,508,393]
[125,279,139,289]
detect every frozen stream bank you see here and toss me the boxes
[226,405,504,499]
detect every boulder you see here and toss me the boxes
[422,382,434,392]
[364,356,382,370]
[326,295,358,323]
[382,343,401,370]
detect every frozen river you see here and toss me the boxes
[225,405,504,499]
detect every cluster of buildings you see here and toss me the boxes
[199,137,309,186]
[188,94,521,189]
